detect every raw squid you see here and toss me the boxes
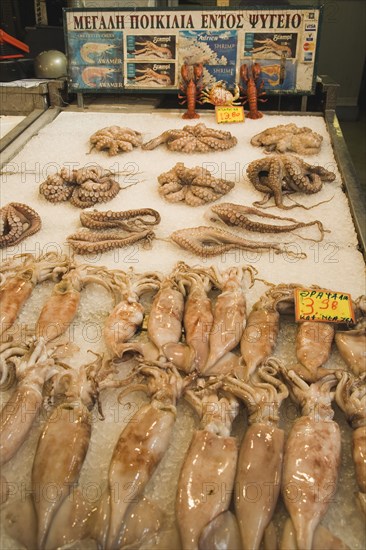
[103,269,161,357]
[176,383,240,550]
[203,266,250,375]
[163,265,214,373]
[95,364,186,549]
[281,369,341,550]
[240,284,296,378]
[222,358,289,550]
[0,252,70,337]
[147,273,184,359]
[0,338,56,468]
[36,264,117,342]
[296,321,335,381]
[335,296,366,376]
[335,370,366,514]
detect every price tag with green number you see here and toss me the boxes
[215,106,244,123]
[294,288,355,323]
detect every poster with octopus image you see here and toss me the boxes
[125,62,176,88]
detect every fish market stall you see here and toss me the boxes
[0,5,365,550]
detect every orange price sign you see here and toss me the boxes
[215,106,245,124]
[294,288,355,324]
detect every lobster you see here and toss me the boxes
[239,63,267,119]
[178,63,204,119]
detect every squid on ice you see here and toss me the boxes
[3,354,119,550]
[164,263,254,376]
[35,263,118,343]
[202,266,253,375]
[163,264,214,373]
[0,338,57,503]
[0,252,70,337]
[222,358,289,550]
[335,370,366,514]
[240,283,296,379]
[92,363,187,550]
[103,268,162,358]
[335,295,366,376]
[0,338,56,465]
[280,368,341,550]
[176,381,241,550]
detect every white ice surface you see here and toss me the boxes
[0,111,365,549]
[0,116,25,139]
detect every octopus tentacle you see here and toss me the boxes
[67,229,155,254]
[209,202,327,241]
[170,225,306,258]
[0,203,41,248]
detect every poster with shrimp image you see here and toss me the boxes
[178,30,238,88]
[125,62,176,88]
[69,64,123,90]
[126,35,176,60]
[244,33,298,60]
[68,31,123,65]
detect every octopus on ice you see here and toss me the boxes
[246,153,336,209]
[142,123,238,153]
[250,123,323,155]
[158,162,235,206]
[89,126,143,156]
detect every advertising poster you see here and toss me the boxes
[64,8,321,94]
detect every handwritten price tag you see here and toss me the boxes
[215,106,244,124]
[295,288,355,323]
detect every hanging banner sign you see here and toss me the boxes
[64,7,321,94]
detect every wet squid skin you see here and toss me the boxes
[296,321,335,382]
[240,284,296,379]
[335,371,366,514]
[222,360,288,550]
[281,370,341,550]
[202,266,249,375]
[0,253,70,337]
[32,401,91,549]
[35,265,117,343]
[0,339,55,468]
[163,268,214,373]
[103,270,161,358]
[94,365,185,550]
[176,388,240,550]
[31,358,105,550]
[335,296,366,376]
[147,275,185,358]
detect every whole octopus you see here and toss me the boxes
[89,126,143,156]
[39,166,121,208]
[158,162,235,206]
[67,208,161,254]
[246,153,336,208]
[0,203,41,248]
[251,123,323,155]
[142,122,238,153]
